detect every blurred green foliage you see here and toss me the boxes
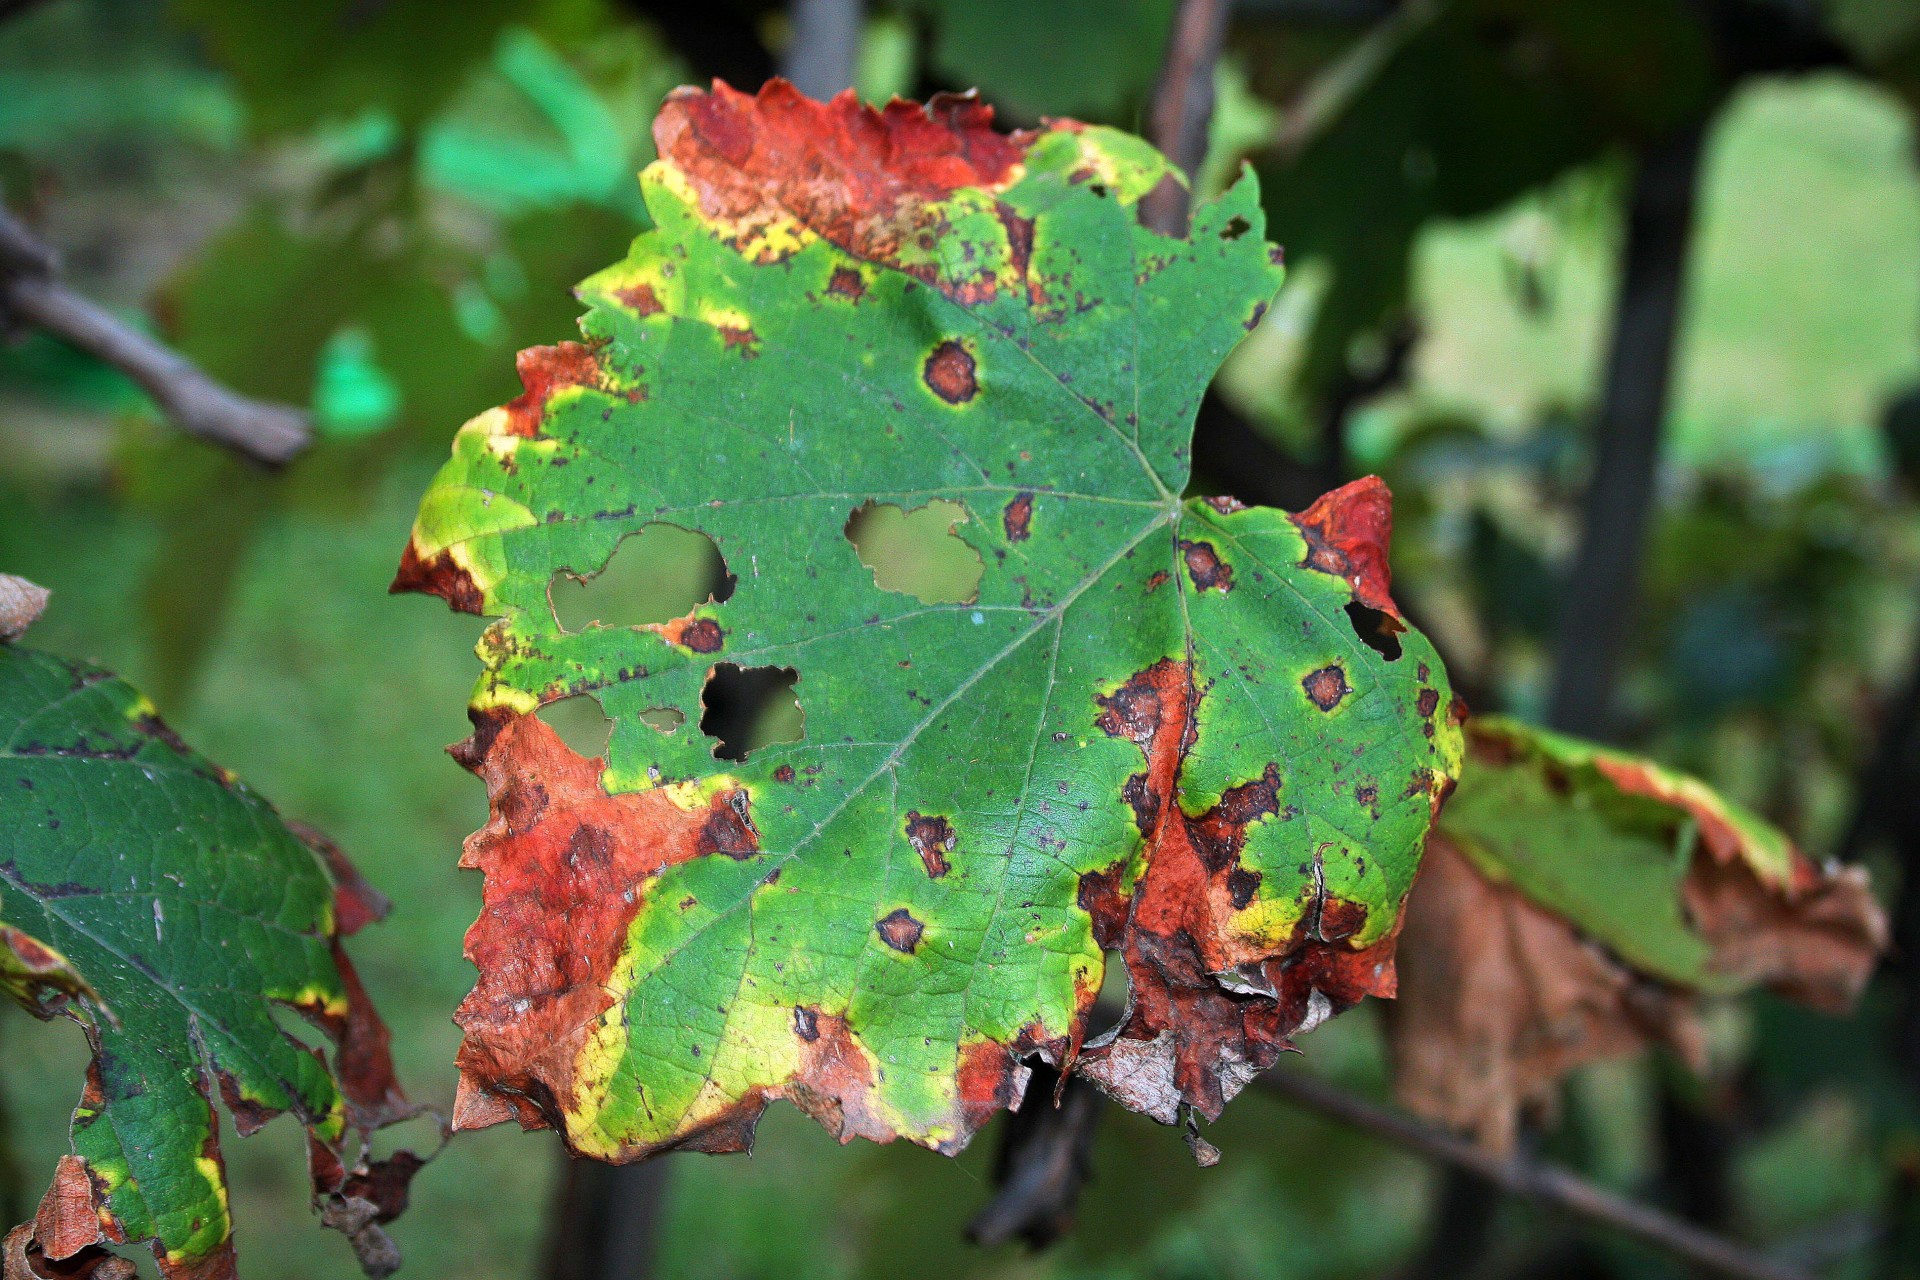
[2,0,1917,1277]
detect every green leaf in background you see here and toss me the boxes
[313,326,404,439]
[900,0,1175,121]
[397,82,1463,1163]
[0,641,425,1279]
[1390,714,1886,1151]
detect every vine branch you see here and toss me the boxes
[0,206,311,467]
[1255,1065,1813,1280]
[1140,0,1233,234]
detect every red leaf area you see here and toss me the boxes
[1288,475,1399,619]
[655,78,1028,267]
[1077,480,1417,1124]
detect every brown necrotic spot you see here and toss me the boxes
[1416,688,1440,718]
[923,340,977,404]
[680,618,724,653]
[1203,495,1247,514]
[719,325,759,356]
[619,282,664,316]
[826,267,866,301]
[391,540,484,615]
[1002,492,1033,542]
[773,764,795,783]
[506,341,602,437]
[1180,540,1233,593]
[1302,664,1351,711]
[904,811,956,878]
[696,790,758,859]
[793,1006,820,1041]
[1227,867,1262,910]
[876,908,924,953]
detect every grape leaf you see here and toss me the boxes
[0,643,423,1280]
[394,81,1464,1161]
[1390,716,1886,1152]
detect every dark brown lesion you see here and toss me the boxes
[904,811,956,878]
[1002,492,1033,542]
[1301,664,1351,712]
[826,267,866,301]
[390,540,485,616]
[875,908,924,953]
[923,340,978,404]
[679,618,725,653]
[618,282,664,316]
[1178,540,1233,593]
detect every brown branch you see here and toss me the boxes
[0,206,310,467]
[1141,0,1234,235]
[1254,1065,1813,1280]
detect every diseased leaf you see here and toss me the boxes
[0,644,424,1280]
[1391,716,1887,1152]
[395,81,1464,1161]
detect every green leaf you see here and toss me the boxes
[901,0,1175,121]
[0,644,421,1279]
[397,82,1463,1162]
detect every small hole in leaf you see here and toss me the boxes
[1220,215,1250,240]
[701,664,803,761]
[642,707,685,734]
[550,524,735,632]
[1344,601,1403,661]
[539,694,613,758]
[844,499,984,605]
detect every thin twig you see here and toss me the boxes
[0,206,310,467]
[1141,0,1234,235]
[1254,1065,1813,1280]
[780,0,864,100]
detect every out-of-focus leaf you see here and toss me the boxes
[0,0,242,156]
[1254,0,1721,410]
[1391,716,1887,1151]
[313,327,403,439]
[900,0,1174,121]
[396,82,1463,1163]
[0,642,424,1278]
[418,25,678,220]
[169,0,603,136]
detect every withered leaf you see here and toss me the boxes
[1391,717,1887,1152]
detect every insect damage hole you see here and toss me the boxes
[549,523,735,633]
[844,499,984,605]
[700,664,803,761]
[539,694,614,758]
[1344,601,1403,661]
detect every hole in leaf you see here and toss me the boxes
[550,524,734,632]
[539,694,613,758]
[700,664,803,761]
[1220,215,1250,240]
[1344,601,1404,661]
[844,499,984,605]
[642,707,685,733]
